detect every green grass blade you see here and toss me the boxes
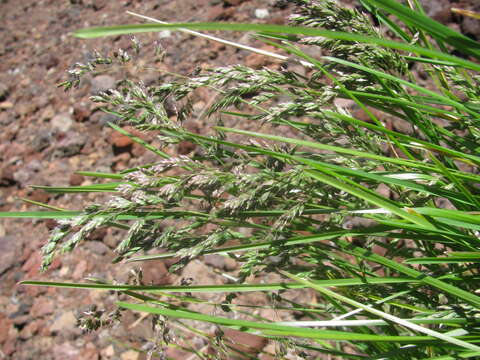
[76,171,124,179]
[363,0,480,59]
[0,211,82,219]
[108,122,170,159]
[280,271,480,352]
[335,238,480,308]
[116,301,439,342]
[73,23,480,72]
[20,277,418,293]
[31,183,125,193]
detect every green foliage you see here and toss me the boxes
[3,0,480,358]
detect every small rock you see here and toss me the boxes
[0,166,17,186]
[0,83,9,101]
[223,328,267,356]
[0,313,13,344]
[207,5,235,20]
[0,112,11,126]
[111,131,133,154]
[73,104,91,122]
[16,102,38,117]
[0,101,13,110]
[255,8,269,19]
[72,259,88,280]
[204,254,237,271]
[54,132,87,157]
[102,345,115,357]
[177,140,196,155]
[13,168,33,185]
[75,342,100,360]
[41,54,59,69]
[245,46,276,69]
[91,75,115,95]
[158,30,172,39]
[0,236,17,275]
[50,311,77,333]
[54,342,80,360]
[28,189,50,204]
[2,338,16,357]
[19,319,42,339]
[69,173,85,186]
[141,260,170,285]
[51,113,74,133]
[121,350,139,360]
[40,105,55,122]
[84,240,109,255]
[31,130,52,152]
[30,297,54,318]
[224,0,246,5]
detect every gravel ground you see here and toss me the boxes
[1,0,479,359]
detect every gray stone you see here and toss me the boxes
[91,75,115,95]
[50,311,77,333]
[54,132,87,157]
[51,113,73,133]
[0,236,16,275]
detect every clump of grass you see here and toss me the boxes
[3,0,480,358]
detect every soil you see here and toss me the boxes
[0,0,479,359]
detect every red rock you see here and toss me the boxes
[30,297,54,318]
[2,338,16,357]
[207,5,235,21]
[91,75,115,95]
[19,319,42,339]
[75,342,100,360]
[21,252,42,276]
[111,131,133,149]
[0,313,13,344]
[141,260,170,285]
[28,189,50,204]
[0,236,17,275]
[222,328,267,356]
[73,104,91,122]
[177,140,196,155]
[72,259,88,280]
[69,173,85,186]
[224,0,247,5]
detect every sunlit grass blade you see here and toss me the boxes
[108,122,170,159]
[335,238,480,308]
[73,23,480,72]
[127,227,393,261]
[116,301,442,342]
[323,56,480,118]
[280,271,480,352]
[363,0,480,59]
[31,183,125,193]
[76,171,124,179]
[20,276,418,293]
[0,210,82,219]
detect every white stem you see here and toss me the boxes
[126,11,314,68]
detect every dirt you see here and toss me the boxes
[0,0,479,359]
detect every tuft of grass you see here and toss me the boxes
[3,0,480,358]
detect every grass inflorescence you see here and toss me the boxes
[3,0,480,358]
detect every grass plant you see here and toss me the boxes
[2,0,480,358]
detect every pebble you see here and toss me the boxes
[50,311,77,333]
[158,30,172,39]
[51,113,74,133]
[0,236,17,275]
[121,350,139,360]
[255,8,269,19]
[90,75,116,95]
[30,297,54,318]
[54,132,87,157]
